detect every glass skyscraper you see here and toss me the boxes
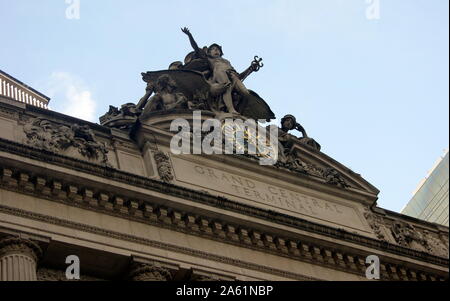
[402,151,449,226]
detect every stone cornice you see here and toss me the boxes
[0,204,445,281]
[374,206,450,231]
[0,204,320,281]
[24,103,112,135]
[0,137,448,268]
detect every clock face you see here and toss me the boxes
[221,121,278,160]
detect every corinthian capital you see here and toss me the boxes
[0,236,42,261]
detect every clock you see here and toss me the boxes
[221,121,278,160]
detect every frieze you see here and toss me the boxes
[363,207,449,259]
[423,230,449,258]
[390,221,449,258]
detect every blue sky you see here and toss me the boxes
[1,0,448,212]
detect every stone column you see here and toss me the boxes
[128,263,172,281]
[0,236,42,281]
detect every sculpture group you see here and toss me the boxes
[101,27,275,126]
[99,27,340,184]
[136,27,274,122]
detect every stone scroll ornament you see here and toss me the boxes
[153,151,174,183]
[24,118,109,165]
[363,207,387,241]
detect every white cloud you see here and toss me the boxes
[44,72,97,122]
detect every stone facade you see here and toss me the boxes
[0,96,448,281]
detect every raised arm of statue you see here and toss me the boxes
[295,123,308,138]
[181,27,203,57]
[136,81,155,111]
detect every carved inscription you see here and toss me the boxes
[194,165,344,216]
[172,157,366,231]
